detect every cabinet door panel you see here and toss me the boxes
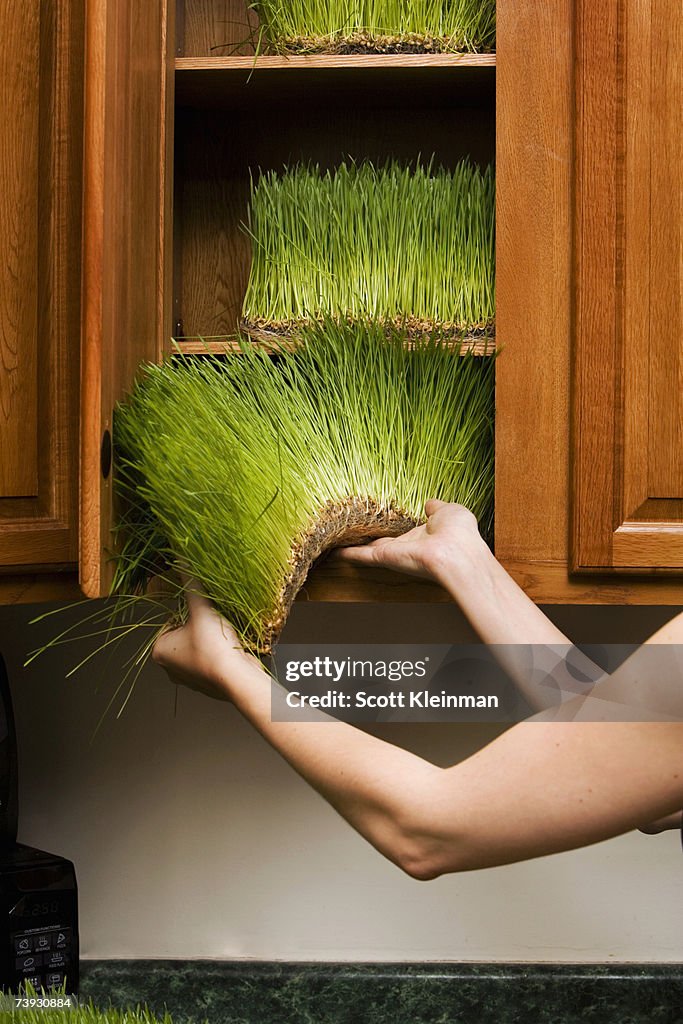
[495,0,572,568]
[647,0,682,499]
[80,0,173,596]
[0,2,39,498]
[0,0,82,569]
[572,0,683,571]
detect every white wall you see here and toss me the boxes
[1,598,682,962]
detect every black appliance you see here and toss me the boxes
[0,654,78,995]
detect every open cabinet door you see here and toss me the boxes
[80,0,173,596]
[0,0,82,572]
[572,0,683,573]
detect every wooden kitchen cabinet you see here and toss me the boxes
[0,0,83,603]
[571,0,683,573]
[79,0,683,605]
[79,0,173,597]
[3,0,682,605]
[496,0,683,601]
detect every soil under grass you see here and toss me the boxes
[263,496,418,649]
[262,32,494,54]
[239,316,496,353]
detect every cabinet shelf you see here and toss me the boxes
[173,43,495,349]
[172,332,496,356]
[175,53,495,109]
[176,53,495,70]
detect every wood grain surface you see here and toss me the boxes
[572,0,618,569]
[496,560,683,605]
[180,0,260,56]
[647,0,682,499]
[0,0,82,569]
[0,572,81,606]
[494,0,573,565]
[80,0,174,596]
[572,0,683,573]
[297,562,450,604]
[176,53,496,69]
[0,1,39,497]
[300,557,683,605]
[173,334,495,355]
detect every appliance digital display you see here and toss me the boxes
[22,900,61,919]
[10,895,71,924]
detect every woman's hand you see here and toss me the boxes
[152,578,259,701]
[334,499,484,583]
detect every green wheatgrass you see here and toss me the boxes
[10,1008,175,1024]
[112,317,495,654]
[2,988,182,1024]
[242,159,495,330]
[250,0,496,53]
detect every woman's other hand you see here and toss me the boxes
[152,577,258,701]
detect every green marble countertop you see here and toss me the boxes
[80,961,683,1024]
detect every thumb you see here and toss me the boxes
[424,498,448,517]
[178,571,213,615]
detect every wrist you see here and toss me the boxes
[212,644,266,696]
[429,532,494,592]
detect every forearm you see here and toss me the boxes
[435,537,567,646]
[217,652,445,879]
[434,538,606,711]
[336,504,605,712]
[442,543,683,723]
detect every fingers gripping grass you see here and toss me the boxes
[113,318,495,654]
[242,159,495,331]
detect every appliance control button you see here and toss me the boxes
[21,974,43,990]
[54,929,71,949]
[45,951,68,969]
[45,971,65,988]
[15,953,43,971]
[13,935,32,954]
[34,934,51,952]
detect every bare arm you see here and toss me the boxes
[338,500,683,830]
[337,502,683,722]
[152,563,683,879]
[336,500,607,713]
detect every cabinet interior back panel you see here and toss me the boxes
[178,0,259,56]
